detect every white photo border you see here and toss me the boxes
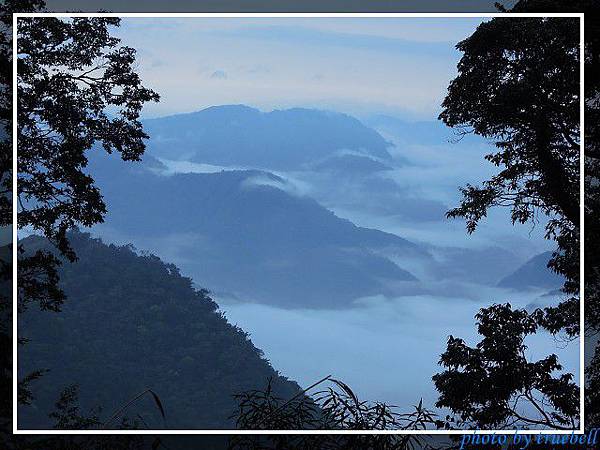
[12,11,586,435]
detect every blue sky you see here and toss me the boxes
[115,17,486,119]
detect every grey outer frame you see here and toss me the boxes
[44,0,499,13]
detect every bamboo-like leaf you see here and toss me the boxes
[149,389,166,420]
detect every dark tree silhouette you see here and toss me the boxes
[434,304,578,430]
[433,15,582,429]
[498,0,600,430]
[0,0,158,443]
[1,1,46,442]
[16,13,159,257]
[15,10,158,383]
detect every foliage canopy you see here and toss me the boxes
[434,14,584,430]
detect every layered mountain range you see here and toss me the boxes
[85,105,562,307]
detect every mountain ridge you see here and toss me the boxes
[142,105,393,169]
[497,251,564,291]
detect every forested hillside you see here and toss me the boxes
[17,232,301,429]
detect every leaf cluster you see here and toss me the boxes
[231,377,443,450]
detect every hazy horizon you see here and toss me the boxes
[115,17,486,120]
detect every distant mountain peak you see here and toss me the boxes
[195,103,260,115]
[142,105,392,169]
[497,251,564,291]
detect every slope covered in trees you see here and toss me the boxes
[17,232,301,429]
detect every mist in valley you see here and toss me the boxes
[89,103,572,409]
